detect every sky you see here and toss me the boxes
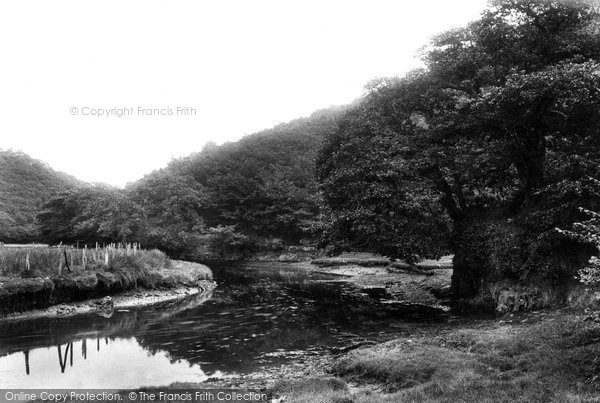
[0,0,487,187]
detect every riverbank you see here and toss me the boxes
[0,259,214,320]
[170,256,600,402]
[267,308,600,402]
[303,253,452,308]
[170,308,600,402]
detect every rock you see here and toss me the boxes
[55,304,76,316]
[583,312,600,323]
[94,296,114,311]
[94,296,114,318]
[495,288,547,313]
[287,245,316,252]
[278,253,300,262]
[492,281,600,314]
[567,287,600,308]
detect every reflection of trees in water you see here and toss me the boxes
[22,338,112,375]
[57,343,71,373]
[24,350,29,375]
[3,263,440,379]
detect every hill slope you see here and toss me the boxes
[161,106,345,244]
[0,150,81,242]
[4,105,345,250]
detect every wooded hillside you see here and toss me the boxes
[0,150,81,242]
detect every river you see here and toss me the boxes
[0,262,441,389]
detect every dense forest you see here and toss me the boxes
[0,150,81,242]
[1,107,343,256]
[317,0,600,304]
[2,1,600,305]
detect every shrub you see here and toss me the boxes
[556,208,600,286]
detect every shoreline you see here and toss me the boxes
[165,258,599,402]
[0,280,216,323]
[0,260,215,322]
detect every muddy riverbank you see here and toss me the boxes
[0,260,214,320]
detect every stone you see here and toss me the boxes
[278,253,300,262]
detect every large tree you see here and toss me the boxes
[317,0,600,306]
[128,170,207,255]
[37,185,144,245]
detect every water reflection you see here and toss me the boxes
[0,262,442,388]
[1,338,211,388]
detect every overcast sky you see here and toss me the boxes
[0,0,487,187]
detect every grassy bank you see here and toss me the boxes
[0,246,212,314]
[271,309,600,402]
[0,245,171,278]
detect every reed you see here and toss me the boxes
[0,244,171,278]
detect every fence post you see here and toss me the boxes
[63,249,71,272]
[24,350,30,375]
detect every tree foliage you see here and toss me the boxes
[168,107,343,244]
[128,170,207,255]
[0,150,81,242]
[37,185,144,245]
[29,107,343,255]
[317,0,600,293]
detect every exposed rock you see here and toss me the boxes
[567,286,600,308]
[95,296,114,309]
[490,280,600,314]
[278,253,300,262]
[287,245,316,252]
[94,296,114,318]
[388,262,435,276]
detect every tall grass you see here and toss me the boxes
[0,245,171,278]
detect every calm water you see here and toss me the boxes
[0,262,441,389]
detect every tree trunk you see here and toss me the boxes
[450,208,595,313]
[451,209,506,310]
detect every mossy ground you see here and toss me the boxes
[270,309,600,403]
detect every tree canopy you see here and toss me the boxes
[30,107,343,256]
[0,150,81,242]
[317,0,600,296]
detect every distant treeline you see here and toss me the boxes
[0,107,344,257]
[0,150,82,243]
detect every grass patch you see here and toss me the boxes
[270,377,352,403]
[0,246,171,278]
[0,246,211,313]
[277,311,600,402]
